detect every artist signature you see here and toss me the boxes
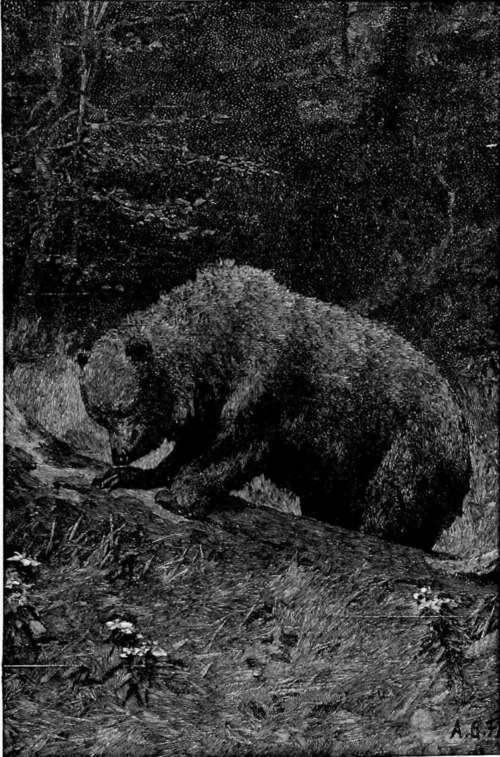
[449,716,499,740]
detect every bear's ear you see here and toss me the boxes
[76,351,89,370]
[125,337,152,363]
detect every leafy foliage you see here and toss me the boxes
[3,3,498,379]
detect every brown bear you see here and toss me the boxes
[78,261,471,549]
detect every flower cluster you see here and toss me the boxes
[5,568,31,609]
[105,618,167,660]
[105,618,136,634]
[6,570,24,590]
[413,586,457,614]
[7,553,41,569]
[5,555,41,613]
[119,642,168,659]
[4,561,46,650]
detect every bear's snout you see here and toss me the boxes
[108,423,154,465]
[109,425,139,465]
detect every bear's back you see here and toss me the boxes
[116,261,464,440]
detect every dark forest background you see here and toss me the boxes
[3,1,497,378]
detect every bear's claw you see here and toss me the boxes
[93,466,145,490]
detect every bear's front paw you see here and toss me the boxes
[93,466,146,490]
[155,487,208,519]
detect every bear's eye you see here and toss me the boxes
[125,338,152,362]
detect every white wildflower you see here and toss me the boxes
[105,618,136,632]
[6,576,22,589]
[119,621,135,630]
[151,646,168,658]
[7,553,41,568]
[413,586,457,615]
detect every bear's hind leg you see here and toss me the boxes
[361,433,460,550]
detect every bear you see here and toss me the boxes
[78,260,471,550]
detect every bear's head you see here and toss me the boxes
[78,332,167,465]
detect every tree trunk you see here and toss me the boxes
[368,2,412,134]
[12,2,66,325]
[341,1,350,69]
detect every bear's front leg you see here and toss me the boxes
[155,442,268,518]
[93,435,208,491]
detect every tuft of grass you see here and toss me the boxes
[238,474,302,516]
[437,370,498,560]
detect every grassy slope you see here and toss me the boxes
[4,398,498,756]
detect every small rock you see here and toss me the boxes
[29,620,47,639]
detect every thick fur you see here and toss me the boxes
[79,261,471,549]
